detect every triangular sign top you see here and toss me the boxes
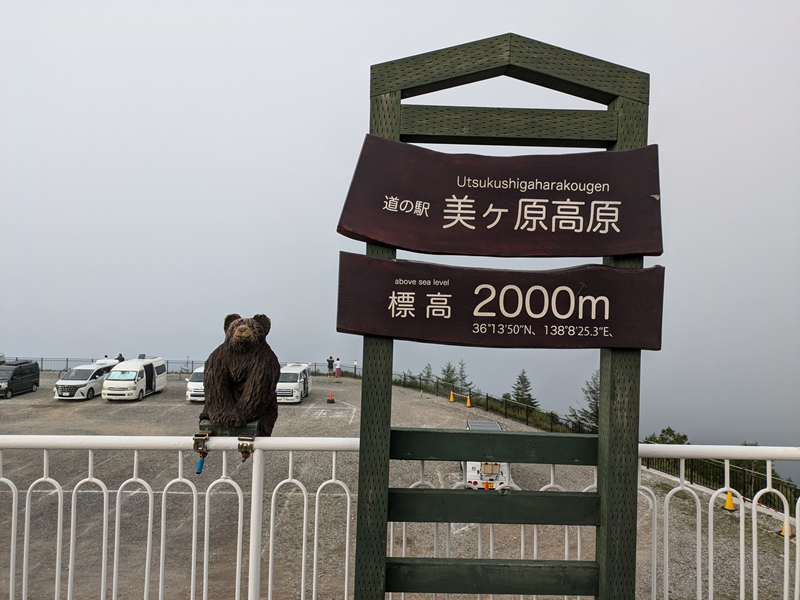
[371,33,649,106]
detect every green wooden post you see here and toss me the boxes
[353,90,400,600]
[596,95,649,600]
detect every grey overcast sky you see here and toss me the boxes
[1,2,798,474]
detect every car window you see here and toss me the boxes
[107,370,137,381]
[155,364,166,375]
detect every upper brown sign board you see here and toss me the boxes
[337,252,664,350]
[338,135,662,257]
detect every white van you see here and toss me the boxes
[102,356,167,401]
[462,421,512,491]
[54,358,118,400]
[276,363,312,404]
[185,365,205,403]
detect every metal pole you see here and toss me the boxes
[248,449,265,600]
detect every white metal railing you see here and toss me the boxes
[638,444,800,600]
[0,436,359,600]
[1,437,798,599]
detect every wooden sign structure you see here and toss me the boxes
[345,33,656,599]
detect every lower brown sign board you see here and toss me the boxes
[337,134,662,257]
[337,252,664,350]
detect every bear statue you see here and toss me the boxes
[200,313,280,436]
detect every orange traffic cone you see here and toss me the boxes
[466,394,472,408]
[776,521,796,539]
[722,491,737,512]
[449,391,454,402]
[327,392,335,404]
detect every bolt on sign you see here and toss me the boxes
[337,134,662,258]
[337,252,664,350]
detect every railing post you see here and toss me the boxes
[248,448,265,600]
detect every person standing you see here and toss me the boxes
[334,357,341,378]
[327,356,334,378]
[116,353,125,363]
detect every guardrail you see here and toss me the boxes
[1,437,797,599]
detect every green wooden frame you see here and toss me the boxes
[353,32,649,599]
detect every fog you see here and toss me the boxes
[1,2,798,477]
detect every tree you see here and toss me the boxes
[457,359,473,390]
[439,361,458,385]
[567,369,600,426]
[511,369,538,408]
[644,426,689,445]
[419,363,434,383]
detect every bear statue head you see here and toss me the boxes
[223,313,272,352]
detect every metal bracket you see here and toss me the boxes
[238,434,255,462]
[193,430,211,459]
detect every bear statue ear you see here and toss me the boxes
[224,313,241,332]
[253,314,271,337]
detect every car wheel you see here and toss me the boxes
[31,384,38,393]
[4,390,11,399]
[137,390,144,402]
[87,388,95,400]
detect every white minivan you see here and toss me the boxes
[185,365,205,403]
[54,358,118,400]
[276,363,312,404]
[102,356,167,401]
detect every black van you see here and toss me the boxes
[0,360,40,399]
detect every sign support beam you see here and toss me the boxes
[595,95,649,599]
[353,88,399,597]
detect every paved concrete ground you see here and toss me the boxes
[0,372,793,599]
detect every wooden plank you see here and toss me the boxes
[596,95,649,600]
[387,488,600,526]
[508,35,649,104]
[337,134,663,257]
[337,253,665,350]
[370,33,649,105]
[371,34,511,98]
[390,428,598,465]
[352,93,400,600]
[385,557,599,596]
[400,105,617,148]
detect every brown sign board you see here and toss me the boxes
[337,252,664,350]
[337,135,662,257]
